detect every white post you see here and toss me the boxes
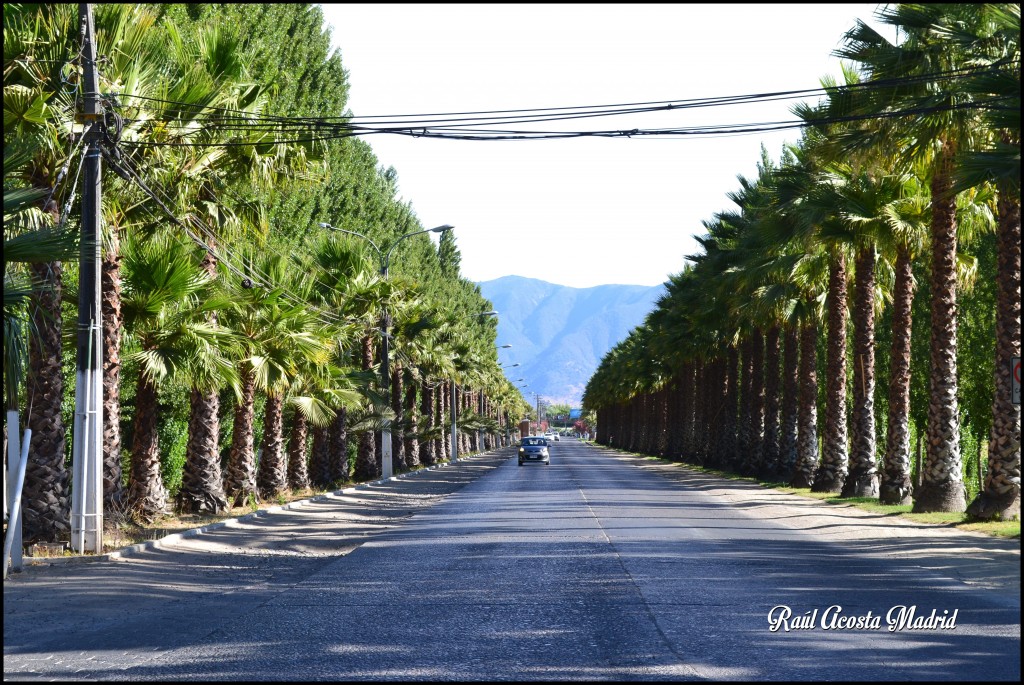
[3,421,31,579]
[71,320,103,554]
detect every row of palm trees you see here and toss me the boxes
[584,4,1019,519]
[4,4,530,544]
[112,230,522,523]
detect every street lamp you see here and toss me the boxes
[319,221,453,479]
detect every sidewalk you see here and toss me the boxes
[599,445,1021,608]
[8,449,516,573]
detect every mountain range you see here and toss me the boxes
[477,275,666,407]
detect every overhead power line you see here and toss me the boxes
[107,62,1018,146]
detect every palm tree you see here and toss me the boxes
[954,4,1021,521]
[385,291,437,472]
[831,166,914,499]
[3,147,80,545]
[792,311,821,489]
[312,237,391,482]
[878,177,931,505]
[220,251,322,503]
[177,332,239,516]
[101,7,318,513]
[413,330,454,466]
[121,233,229,522]
[771,132,855,494]
[254,301,330,500]
[89,5,248,512]
[3,3,79,543]
[832,4,999,512]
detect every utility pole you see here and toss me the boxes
[71,2,104,554]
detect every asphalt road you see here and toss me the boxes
[3,438,1020,681]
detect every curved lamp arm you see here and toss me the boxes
[318,222,383,259]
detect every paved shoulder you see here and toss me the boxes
[593,445,1021,606]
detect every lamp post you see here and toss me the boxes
[319,222,453,479]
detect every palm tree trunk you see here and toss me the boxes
[779,323,799,480]
[224,365,257,506]
[309,424,331,488]
[692,362,707,464]
[655,387,669,456]
[287,409,309,491]
[813,253,849,493]
[738,336,754,470]
[741,331,765,475]
[404,376,420,468]
[680,363,695,459]
[329,407,349,483]
[435,381,447,462]
[791,317,819,489]
[634,393,643,450]
[391,363,405,473]
[460,388,470,455]
[420,382,435,465]
[915,149,966,512]
[22,262,70,543]
[762,326,781,478]
[723,347,739,469]
[968,182,1020,520]
[355,335,377,481]
[257,393,286,498]
[750,328,766,475]
[178,387,229,514]
[185,248,226,504]
[101,237,124,512]
[881,245,915,505]
[468,390,479,453]
[708,359,727,468]
[127,371,167,522]
[631,393,644,453]
[666,378,681,459]
[843,245,880,498]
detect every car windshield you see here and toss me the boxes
[522,437,546,446]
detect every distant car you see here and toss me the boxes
[518,436,550,466]
[552,432,560,441]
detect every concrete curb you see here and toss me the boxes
[20,451,503,567]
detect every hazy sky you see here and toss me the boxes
[320,3,891,288]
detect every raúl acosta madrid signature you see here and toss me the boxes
[768,604,959,632]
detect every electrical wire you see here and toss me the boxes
[102,148,349,330]
[42,123,92,212]
[105,62,1017,146]
[114,62,1011,124]
[57,144,88,232]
